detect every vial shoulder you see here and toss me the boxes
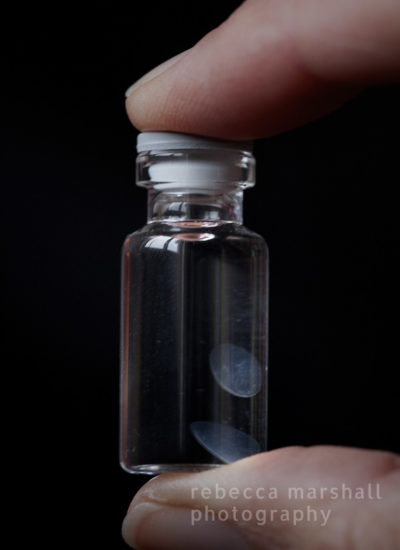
[227,224,269,251]
[123,222,266,240]
[121,225,152,252]
[122,222,268,258]
[235,224,268,242]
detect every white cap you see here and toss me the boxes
[136,132,253,153]
[136,132,255,190]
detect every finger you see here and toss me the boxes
[125,0,400,140]
[122,445,400,550]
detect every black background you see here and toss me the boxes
[2,2,399,548]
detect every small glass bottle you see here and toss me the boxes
[120,132,269,474]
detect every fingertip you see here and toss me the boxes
[124,0,400,139]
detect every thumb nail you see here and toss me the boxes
[125,49,192,97]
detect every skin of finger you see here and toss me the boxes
[123,446,400,550]
[288,0,400,83]
[125,0,400,139]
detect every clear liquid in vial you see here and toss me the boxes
[120,221,268,474]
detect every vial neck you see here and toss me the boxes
[147,188,244,224]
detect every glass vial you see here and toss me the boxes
[120,132,269,474]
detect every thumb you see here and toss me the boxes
[122,445,400,550]
[125,0,400,140]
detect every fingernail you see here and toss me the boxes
[125,49,192,97]
[122,502,249,550]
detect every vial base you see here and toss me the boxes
[121,463,222,476]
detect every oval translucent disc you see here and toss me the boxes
[190,421,261,463]
[209,343,262,397]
